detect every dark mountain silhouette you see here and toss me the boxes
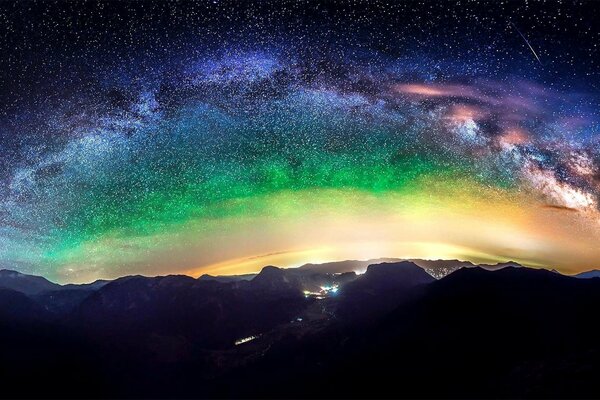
[2,261,600,398]
[0,288,49,323]
[343,261,435,292]
[248,265,356,294]
[296,257,521,279]
[75,270,309,349]
[306,266,600,398]
[0,269,61,295]
[34,288,101,315]
[337,261,435,320]
[0,270,110,314]
[248,265,303,292]
[575,269,600,279]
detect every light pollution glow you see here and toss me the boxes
[47,182,600,283]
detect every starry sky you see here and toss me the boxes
[1,0,600,283]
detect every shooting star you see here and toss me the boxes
[510,22,543,65]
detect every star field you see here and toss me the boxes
[1,0,600,282]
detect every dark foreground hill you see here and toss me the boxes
[310,267,600,398]
[2,263,600,398]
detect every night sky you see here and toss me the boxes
[1,0,600,283]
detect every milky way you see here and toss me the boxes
[1,1,600,282]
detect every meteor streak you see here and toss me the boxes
[510,22,543,65]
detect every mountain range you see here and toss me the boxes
[2,260,600,398]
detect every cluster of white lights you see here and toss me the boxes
[303,284,339,299]
[234,335,259,346]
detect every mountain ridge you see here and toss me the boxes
[2,260,600,397]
